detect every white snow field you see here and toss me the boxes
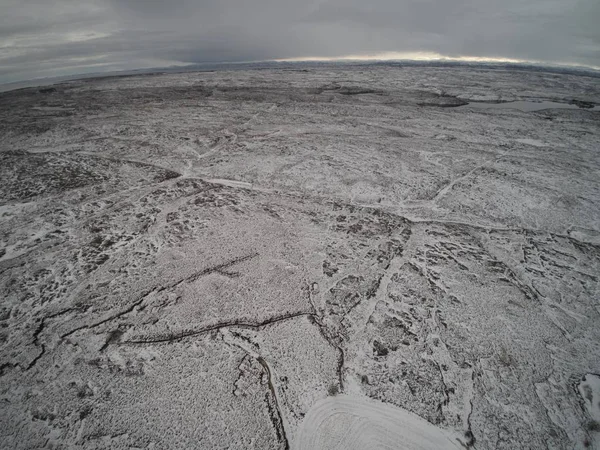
[0,64,599,449]
[295,394,462,450]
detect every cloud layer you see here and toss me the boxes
[1,0,599,82]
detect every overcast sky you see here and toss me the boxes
[1,0,599,83]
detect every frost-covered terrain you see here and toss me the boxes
[1,65,599,449]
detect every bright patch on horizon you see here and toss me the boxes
[274,51,530,63]
[272,51,600,70]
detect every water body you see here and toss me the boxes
[460,100,599,112]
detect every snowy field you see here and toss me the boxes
[0,65,599,449]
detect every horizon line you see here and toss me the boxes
[271,51,600,71]
[2,55,599,91]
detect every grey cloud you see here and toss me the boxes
[1,0,599,83]
[0,0,109,36]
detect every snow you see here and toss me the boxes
[295,394,462,449]
[0,64,599,449]
[459,100,600,112]
[515,138,547,147]
[579,374,600,423]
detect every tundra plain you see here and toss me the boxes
[1,65,599,449]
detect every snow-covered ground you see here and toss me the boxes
[295,394,462,449]
[0,65,599,449]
